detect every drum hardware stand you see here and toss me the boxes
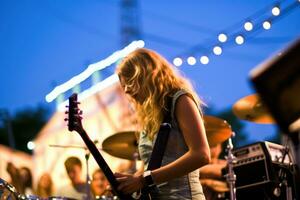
[290,131,300,169]
[225,134,236,200]
[85,149,92,200]
[275,135,297,200]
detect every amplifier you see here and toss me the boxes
[232,141,294,189]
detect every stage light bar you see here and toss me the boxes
[45,40,145,103]
[57,74,119,111]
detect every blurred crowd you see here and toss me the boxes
[3,146,228,200]
[4,156,113,200]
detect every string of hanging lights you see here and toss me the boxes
[173,0,300,67]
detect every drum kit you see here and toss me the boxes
[92,93,295,200]
[1,93,298,200]
[97,93,292,200]
[0,178,72,200]
[95,94,293,200]
[99,93,275,160]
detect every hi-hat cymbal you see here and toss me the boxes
[102,131,139,160]
[203,115,232,147]
[232,94,275,124]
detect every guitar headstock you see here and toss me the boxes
[66,93,83,133]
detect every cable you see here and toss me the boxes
[41,2,117,39]
[142,8,218,35]
[143,32,193,48]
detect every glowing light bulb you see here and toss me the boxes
[235,35,244,45]
[213,46,222,55]
[200,56,209,65]
[218,33,227,43]
[244,21,253,31]
[263,21,271,30]
[173,57,183,67]
[27,141,35,150]
[272,6,280,16]
[187,56,196,65]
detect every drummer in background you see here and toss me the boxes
[91,169,111,199]
[199,144,228,200]
[55,156,87,199]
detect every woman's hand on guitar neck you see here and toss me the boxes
[115,172,145,194]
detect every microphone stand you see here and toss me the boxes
[225,136,236,200]
[85,150,92,200]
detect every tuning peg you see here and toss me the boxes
[65,111,69,114]
[65,105,69,108]
[64,118,68,121]
[79,110,83,115]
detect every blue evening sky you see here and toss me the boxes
[1,0,300,143]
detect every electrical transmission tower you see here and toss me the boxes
[120,0,142,47]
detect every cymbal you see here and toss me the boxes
[102,131,139,160]
[103,116,231,159]
[203,115,232,147]
[232,94,275,124]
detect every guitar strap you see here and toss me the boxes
[139,121,171,199]
[147,97,172,171]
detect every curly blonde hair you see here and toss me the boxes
[116,48,203,139]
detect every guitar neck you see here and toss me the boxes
[78,129,134,200]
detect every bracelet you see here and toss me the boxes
[143,170,155,188]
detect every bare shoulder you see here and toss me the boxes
[175,94,198,113]
[174,93,202,126]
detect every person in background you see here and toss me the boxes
[91,169,111,199]
[115,48,211,199]
[199,144,228,200]
[36,173,54,198]
[6,162,34,195]
[55,156,87,199]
